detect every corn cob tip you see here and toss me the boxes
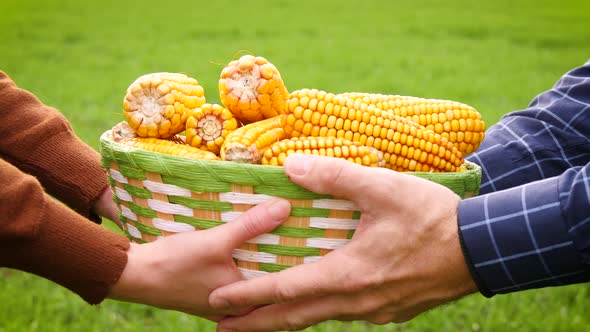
[221,115,287,163]
[219,55,289,124]
[185,103,239,155]
[111,121,137,142]
[123,72,206,139]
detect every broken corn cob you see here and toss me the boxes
[218,55,289,124]
[262,137,385,167]
[120,137,219,161]
[111,121,137,142]
[185,104,239,155]
[123,72,206,138]
[340,92,485,155]
[284,89,464,172]
[221,115,287,163]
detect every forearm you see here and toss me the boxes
[458,165,590,296]
[0,71,109,221]
[0,160,129,304]
[466,59,590,194]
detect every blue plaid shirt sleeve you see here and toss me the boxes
[458,59,590,296]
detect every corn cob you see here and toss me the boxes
[262,137,385,167]
[111,121,137,142]
[284,89,464,172]
[221,115,287,163]
[185,104,239,155]
[340,92,485,155]
[120,137,219,161]
[218,55,289,124]
[123,72,206,139]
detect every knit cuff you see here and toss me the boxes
[3,195,130,304]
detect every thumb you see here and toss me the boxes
[212,199,291,249]
[284,154,390,202]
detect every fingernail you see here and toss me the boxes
[284,154,313,176]
[268,199,290,219]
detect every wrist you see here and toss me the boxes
[108,243,153,303]
[433,197,478,300]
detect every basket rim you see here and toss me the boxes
[100,130,481,176]
[99,130,482,198]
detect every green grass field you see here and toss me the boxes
[1,0,590,331]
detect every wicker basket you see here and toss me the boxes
[99,130,482,279]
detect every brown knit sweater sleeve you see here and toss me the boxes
[0,160,130,304]
[0,71,107,222]
[0,71,130,304]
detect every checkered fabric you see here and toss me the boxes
[459,59,590,296]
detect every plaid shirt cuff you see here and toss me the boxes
[458,177,587,296]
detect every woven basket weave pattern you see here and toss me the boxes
[100,131,482,278]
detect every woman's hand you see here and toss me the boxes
[108,199,291,321]
[93,186,123,229]
[210,154,477,331]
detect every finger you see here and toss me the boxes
[283,154,393,203]
[209,256,342,310]
[217,296,347,332]
[212,198,291,249]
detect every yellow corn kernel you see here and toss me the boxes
[119,137,219,161]
[340,92,485,155]
[123,72,206,139]
[185,104,239,155]
[219,55,289,124]
[262,137,385,167]
[285,89,464,172]
[221,115,287,163]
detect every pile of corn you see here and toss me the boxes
[113,54,486,172]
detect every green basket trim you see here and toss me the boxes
[124,184,152,199]
[347,230,355,239]
[174,215,223,229]
[112,193,121,205]
[119,222,134,241]
[107,176,116,187]
[290,207,330,218]
[131,221,163,236]
[352,211,361,220]
[100,131,482,200]
[161,174,232,193]
[257,244,320,257]
[129,202,157,218]
[270,225,325,238]
[100,132,332,200]
[168,196,233,211]
[119,164,147,180]
[175,215,327,238]
[258,262,290,273]
[101,155,111,168]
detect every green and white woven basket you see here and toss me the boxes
[99,130,482,279]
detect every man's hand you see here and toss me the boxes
[108,199,291,321]
[209,154,477,331]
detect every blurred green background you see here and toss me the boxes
[1,0,589,331]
